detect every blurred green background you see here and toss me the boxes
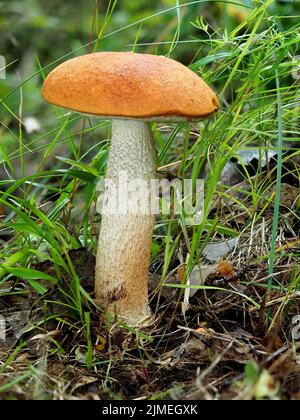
[0,0,299,161]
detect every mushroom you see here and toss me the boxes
[42,52,219,325]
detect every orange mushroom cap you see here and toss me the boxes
[42,52,219,121]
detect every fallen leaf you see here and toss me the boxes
[194,326,211,336]
[253,369,279,400]
[188,260,236,298]
[203,238,238,262]
[220,148,278,186]
[150,261,236,303]
[95,335,106,351]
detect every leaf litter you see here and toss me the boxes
[0,153,300,401]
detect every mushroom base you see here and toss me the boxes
[95,120,157,324]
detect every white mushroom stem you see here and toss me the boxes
[95,119,157,324]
